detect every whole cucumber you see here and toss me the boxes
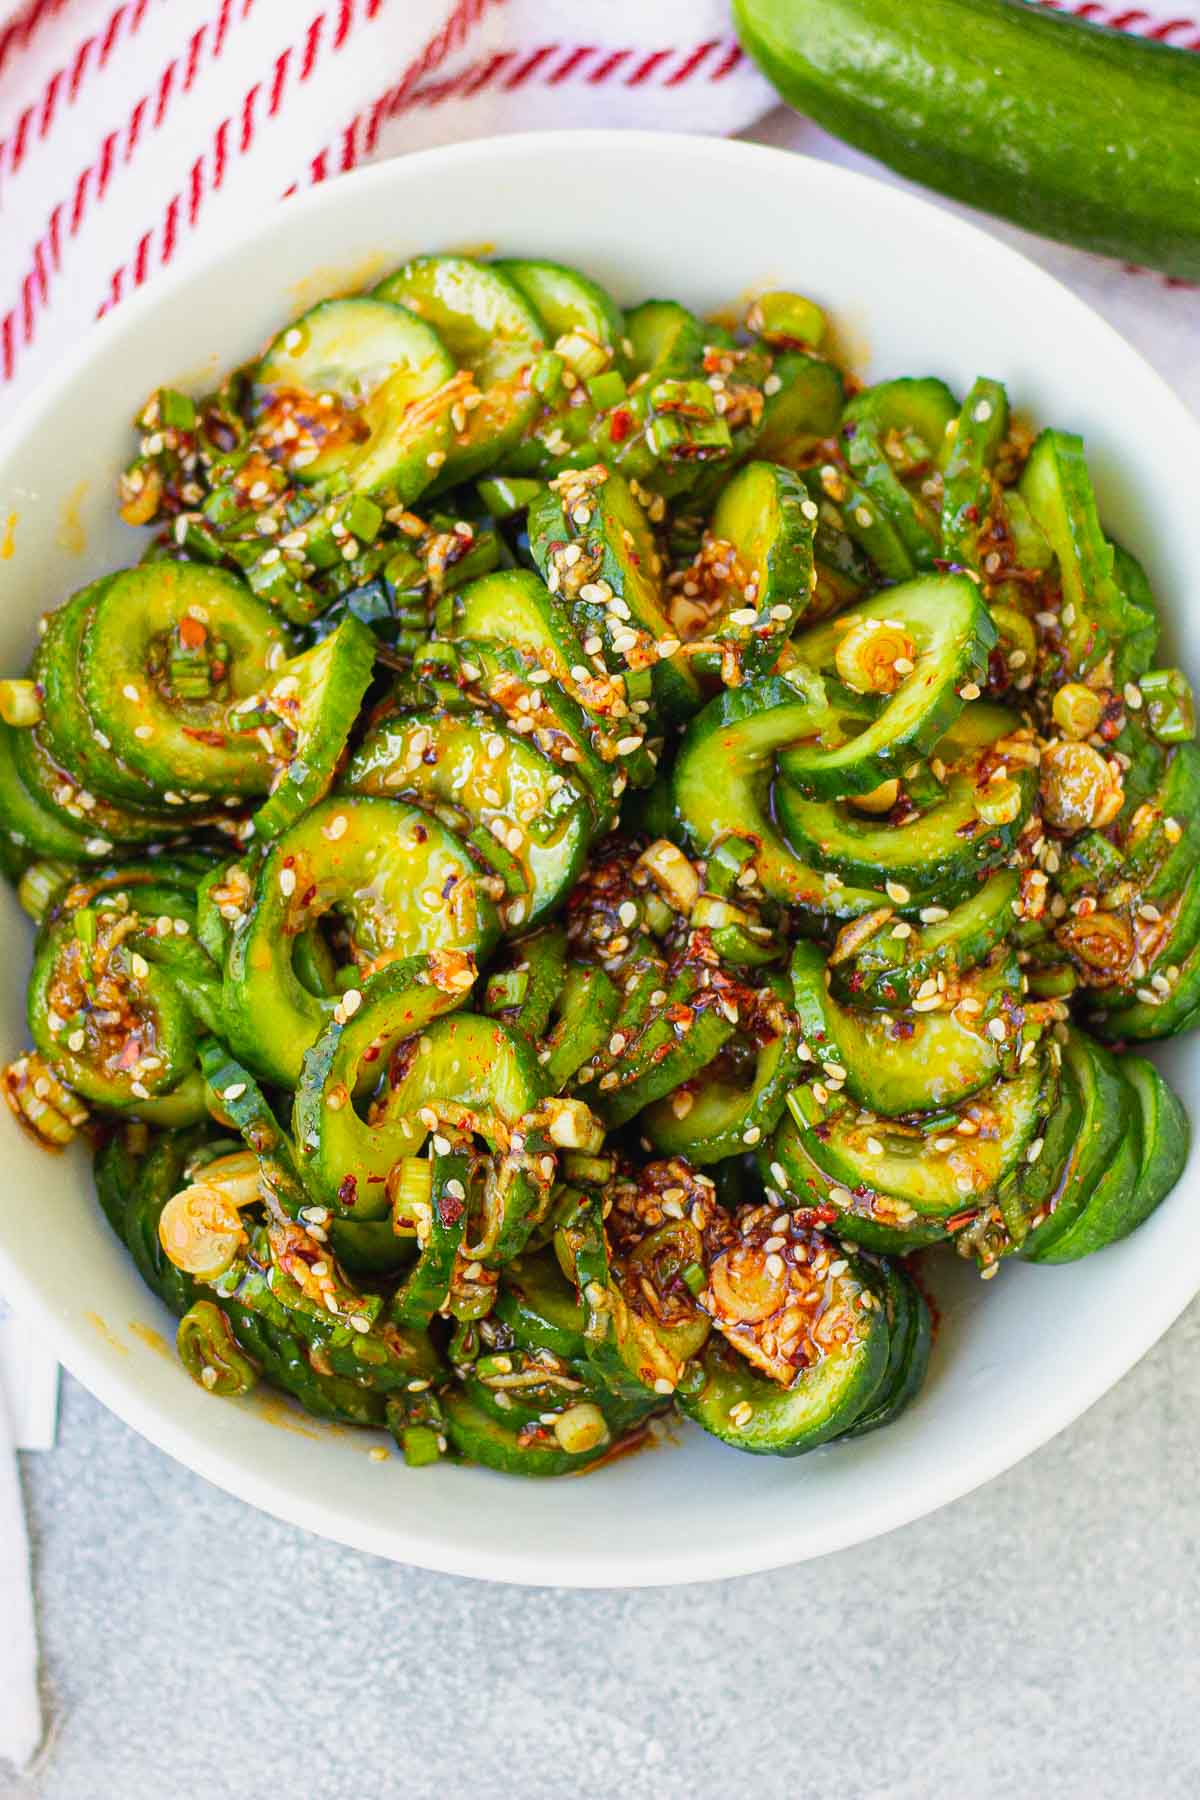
[733,0,1200,279]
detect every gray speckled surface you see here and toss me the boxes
[7,1296,1200,1800]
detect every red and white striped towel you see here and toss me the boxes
[3,0,1197,407]
[0,0,1197,1776]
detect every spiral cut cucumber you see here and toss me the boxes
[1,254,1191,1478]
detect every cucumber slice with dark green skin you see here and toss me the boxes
[1085,866,1200,1025]
[13,711,200,845]
[95,1126,205,1316]
[679,1231,890,1456]
[1027,1103,1142,1265]
[622,300,706,378]
[828,870,1019,1010]
[802,1049,1051,1238]
[1019,1033,1133,1261]
[1118,1055,1190,1239]
[223,796,499,1086]
[483,926,568,1039]
[673,673,888,927]
[779,575,996,798]
[495,259,624,351]
[940,377,1009,570]
[641,993,802,1164]
[291,958,470,1213]
[592,966,737,1128]
[1121,741,1200,905]
[541,960,621,1089]
[448,569,626,831]
[1088,919,1200,1043]
[1024,1050,1184,1263]
[697,460,817,679]
[527,468,703,723]
[79,563,291,798]
[842,377,958,569]
[766,1111,947,1253]
[805,459,916,583]
[391,1145,470,1328]
[344,707,589,928]
[251,616,375,842]
[777,707,1035,903]
[495,1250,590,1362]
[441,1386,615,1477]
[752,351,844,467]
[374,256,545,486]
[31,580,176,810]
[1019,429,1157,683]
[842,1258,931,1439]
[791,940,1018,1116]
[0,719,113,861]
[252,296,454,495]
[28,908,200,1108]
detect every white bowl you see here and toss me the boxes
[1,132,1197,1587]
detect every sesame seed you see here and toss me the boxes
[279,867,296,897]
[885,881,911,904]
[959,682,981,701]
[222,1082,247,1102]
[987,1017,1007,1042]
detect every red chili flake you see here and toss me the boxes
[437,1192,465,1226]
[336,1173,358,1208]
[894,1020,916,1040]
[412,822,428,844]
[182,728,228,747]
[178,615,208,650]
[609,408,633,444]
[117,1037,143,1070]
[361,1045,381,1065]
[964,504,980,525]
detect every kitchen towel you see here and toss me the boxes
[0,0,1196,1775]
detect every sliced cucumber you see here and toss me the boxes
[1019,429,1157,683]
[679,1239,889,1456]
[641,996,802,1164]
[803,1050,1051,1235]
[698,460,817,678]
[790,941,1018,1116]
[828,870,1019,1010]
[752,351,844,466]
[1118,1055,1189,1239]
[940,376,1009,570]
[344,707,589,927]
[252,616,376,842]
[1020,1032,1133,1261]
[622,299,705,378]
[527,468,702,722]
[842,377,958,569]
[673,672,888,926]
[777,705,1035,903]
[843,1259,931,1438]
[767,1111,946,1253]
[253,295,454,495]
[779,575,996,798]
[375,256,545,485]
[496,258,623,352]
[223,795,499,1086]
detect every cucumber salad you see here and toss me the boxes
[0,254,1193,1476]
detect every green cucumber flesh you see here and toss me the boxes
[779,575,996,798]
[374,256,545,485]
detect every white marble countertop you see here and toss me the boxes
[8,108,1200,1800]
